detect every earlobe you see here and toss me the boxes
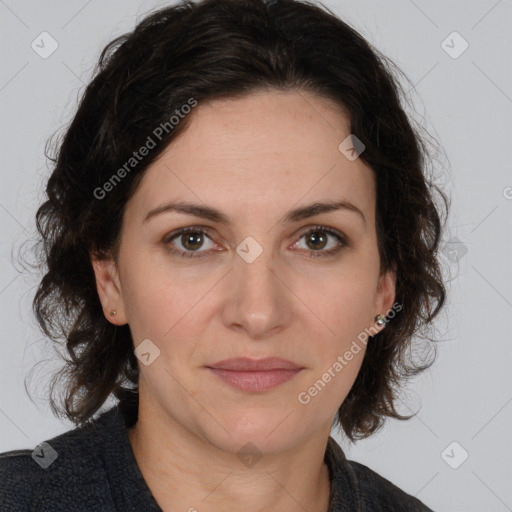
[90,254,127,325]
[374,267,397,330]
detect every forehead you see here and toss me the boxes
[125,90,376,224]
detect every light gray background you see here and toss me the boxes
[1,1,511,511]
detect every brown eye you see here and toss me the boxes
[294,226,348,259]
[305,230,329,251]
[181,231,205,251]
[164,228,216,258]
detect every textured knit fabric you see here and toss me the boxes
[0,404,434,511]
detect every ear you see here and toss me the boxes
[372,266,397,333]
[90,254,128,325]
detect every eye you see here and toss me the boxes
[163,225,348,259]
[164,227,217,258]
[292,226,347,259]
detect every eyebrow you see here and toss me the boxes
[143,199,366,227]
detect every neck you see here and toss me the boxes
[127,399,332,512]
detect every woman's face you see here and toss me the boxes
[93,90,395,454]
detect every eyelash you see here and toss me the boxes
[163,225,348,260]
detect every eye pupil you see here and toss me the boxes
[183,232,203,250]
[307,231,327,250]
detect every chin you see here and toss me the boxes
[199,410,305,457]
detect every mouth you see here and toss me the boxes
[205,357,304,392]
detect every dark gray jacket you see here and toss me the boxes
[0,404,433,511]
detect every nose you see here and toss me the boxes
[221,243,293,340]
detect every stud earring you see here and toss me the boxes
[375,314,386,327]
[110,309,117,317]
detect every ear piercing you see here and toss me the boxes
[375,314,386,327]
[108,309,386,325]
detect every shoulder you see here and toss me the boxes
[326,437,433,511]
[0,410,118,511]
[0,448,45,511]
[344,458,434,511]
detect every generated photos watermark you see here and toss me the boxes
[297,301,402,405]
[93,97,198,200]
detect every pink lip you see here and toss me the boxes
[207,357,302,371]
[206,357,304,392]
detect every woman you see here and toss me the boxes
[0,0,447,510]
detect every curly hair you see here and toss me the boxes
[26,0,448,442]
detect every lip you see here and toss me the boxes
[205,357,304,392]
[206,357,303,371]
[207,368,303,392]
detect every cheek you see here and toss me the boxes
[299,268,378,352]
[119,251,184,340]
[296,343,366,421]
[122,261,221,359]
[325,287,375,346]
[302,266,377,411]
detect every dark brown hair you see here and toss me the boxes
[26,0,448,442]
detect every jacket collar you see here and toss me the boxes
[324,436,361,511]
